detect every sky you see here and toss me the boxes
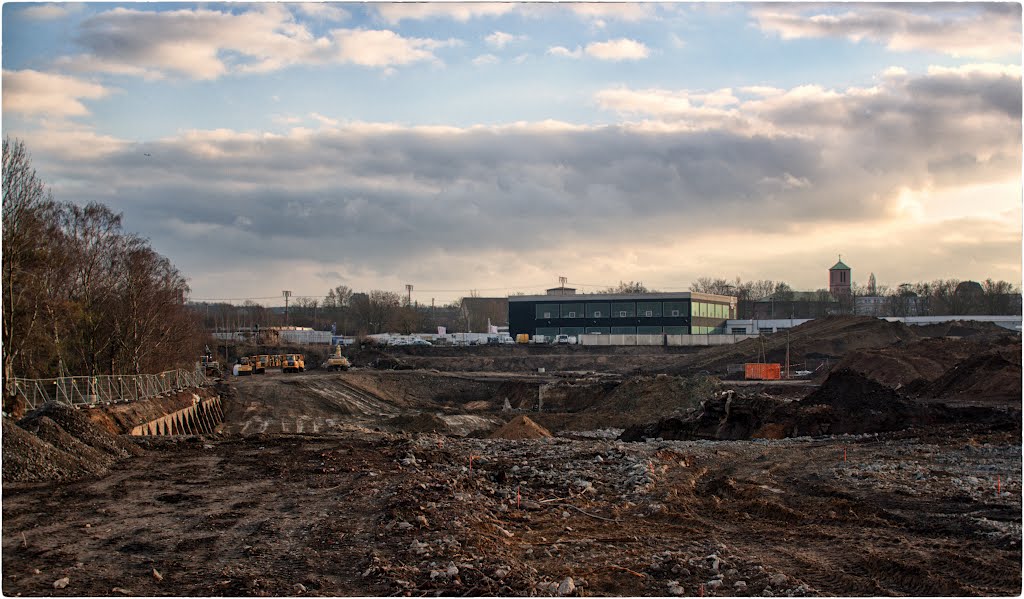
[3,1,1022,305]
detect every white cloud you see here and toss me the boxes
[472,54,500,67]
[485,31,527,49]
[332,29,458,68]
[2,69,112,117]
[753,4,1021,59]
[585,39,650,61]
[293,3,350,22]
[568,3,659,23]
[310,113,339,127]
[375,3,515,24]
[548,45,583,59]
[10,64,1018,300]
[20,3,81,20]
[56,6,455,79]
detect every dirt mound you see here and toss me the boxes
[16,415,112,471]
[623,369,921,442]
[665,316,922,376]
[2,418,97,483]
[19,403,143,459]
[488,415,552,439]
[911,319,1008,338]
[345,347,411,370]
[832,337,977,389]
[923,346,1022,403]
[4,402,145,483]
[795,368,917,435]
[384,412,450,434]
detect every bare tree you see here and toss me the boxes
[690,277,730,295]
[2,137,59,387]
[601,281,654,294]
[351,290,402,334]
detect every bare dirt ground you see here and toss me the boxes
[3,317,1021,597]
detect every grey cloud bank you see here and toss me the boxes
[10,63,1021,300]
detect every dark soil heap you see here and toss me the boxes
[794,368,917,435]
[922,346,1022,403]
[3,402,143,483]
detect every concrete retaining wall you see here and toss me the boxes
[130,395,224,436]
[579,333,759,346]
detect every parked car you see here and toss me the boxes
[554,334,577,345]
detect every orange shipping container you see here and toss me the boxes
[744,363,781,380]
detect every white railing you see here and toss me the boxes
[11,366,209,410]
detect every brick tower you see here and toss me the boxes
[829,255,851,296]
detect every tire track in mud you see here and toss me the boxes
[224,376,400,435]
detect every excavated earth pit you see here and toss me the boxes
[2,325,1021,597]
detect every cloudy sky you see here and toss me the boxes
[3,2,1021,304]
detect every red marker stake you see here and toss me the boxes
[997,475,1001,496]
[844,447,847,463]
[517,484,521,509]
[469,455,473,475]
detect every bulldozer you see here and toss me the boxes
[251,354,268,374]
[282,353,305,374]
[324,345,351,371]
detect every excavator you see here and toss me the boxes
[201,354,221,377]
[324,345,351,371]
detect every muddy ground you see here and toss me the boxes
[2,317,1022,596]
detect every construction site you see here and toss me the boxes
[2,316,1021,597]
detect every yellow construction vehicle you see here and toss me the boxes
[324,345,351,371]
[235,356,253,376]
[251,355,268,374]
[282,353,305,373]
[201,354,221,377]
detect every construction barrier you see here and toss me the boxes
[10,366,209,411]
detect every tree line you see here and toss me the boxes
[690,275,1020,317]
[193,286,464,337]
[3,138,203,386]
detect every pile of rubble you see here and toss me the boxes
[357,434,820,597]
[3,402,143,483]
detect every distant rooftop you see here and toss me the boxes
[509,291,735,303]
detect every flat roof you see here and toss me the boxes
[509,291,736,303]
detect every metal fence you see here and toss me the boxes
[11,366,209,410]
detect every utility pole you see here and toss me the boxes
[282,290,292,326]
[558,276,567,294]
[406,284,413,306]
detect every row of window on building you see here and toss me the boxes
[536,325,728,336]
[534,301,731,320]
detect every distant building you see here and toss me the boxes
[545,286,577,296]
[854,295,888,316]
[829,256,851,296]
[509,292,736,338]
